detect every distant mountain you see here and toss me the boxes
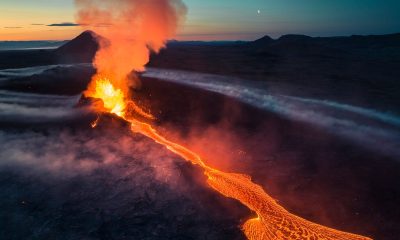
[55,30,99,63]
[50,30,400,70]
[246,32,400,60]
[251,35,274,47]
[277,34,312,42]
[55,31,400,64]
[250,33,400,50]
[314,33,400,49]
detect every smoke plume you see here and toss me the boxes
[74,0,187,92]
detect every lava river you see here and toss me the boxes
[88,77,372,240]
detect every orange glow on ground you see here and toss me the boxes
[86,78,372,240]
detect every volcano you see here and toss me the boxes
[0,30,399,239]
[55,30,100,63]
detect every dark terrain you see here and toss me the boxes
[0,31,399,240]
[1,31,399,113]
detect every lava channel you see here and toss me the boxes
[87,77,372,240]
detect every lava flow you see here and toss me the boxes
[86,78,372,240]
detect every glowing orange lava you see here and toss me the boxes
[86,78,126,117]
[86,78,372,240]
[90,115,100,128]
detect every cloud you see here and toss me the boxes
[47,22,80,27]
[4,27,23,29]
[31,23,44,26]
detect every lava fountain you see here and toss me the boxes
[76,0,372,239]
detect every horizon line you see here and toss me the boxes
[0,31,399,43]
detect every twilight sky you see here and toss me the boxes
[1,0,399,41]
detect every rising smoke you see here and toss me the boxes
[74,0,187,93]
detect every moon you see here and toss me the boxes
[257,9,261,14]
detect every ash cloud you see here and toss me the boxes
[75,0,187,93]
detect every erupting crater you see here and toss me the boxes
[84,77,372,240]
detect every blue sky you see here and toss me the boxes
[1,0,399,40]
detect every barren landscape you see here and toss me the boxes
[0,31,399,239]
